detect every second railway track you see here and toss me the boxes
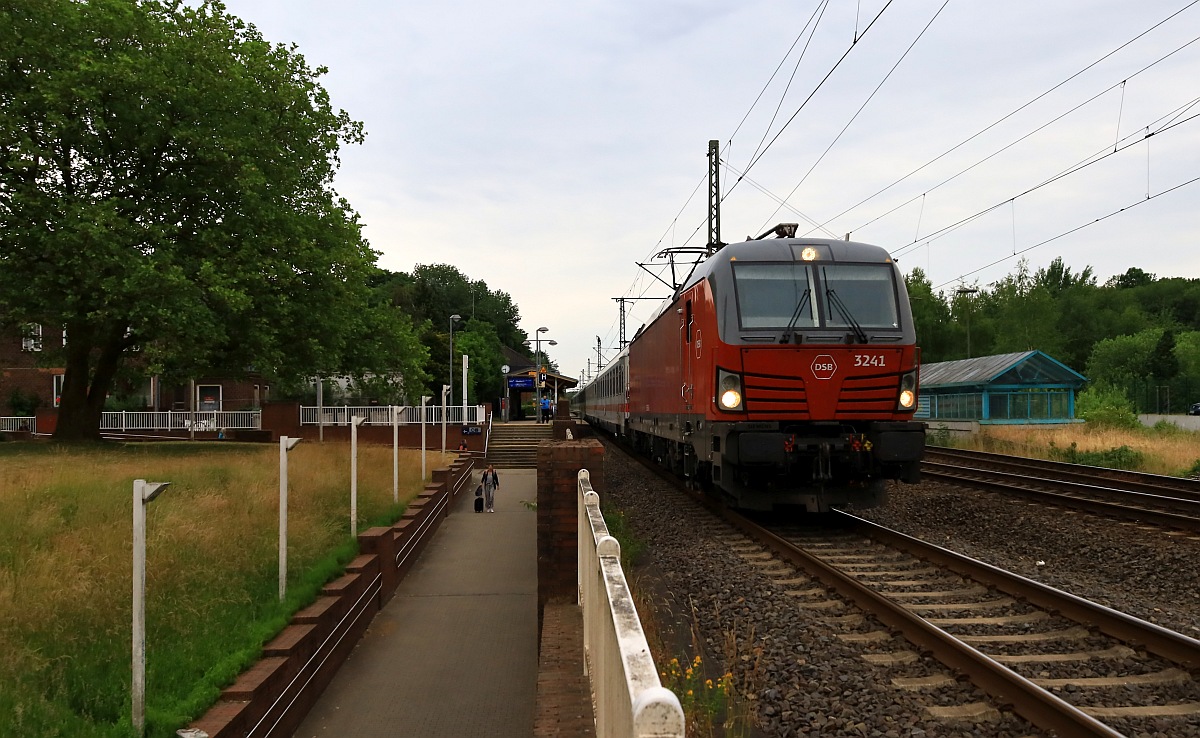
[599,435,1200,737]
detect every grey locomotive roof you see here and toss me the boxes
[920,351,1087,389]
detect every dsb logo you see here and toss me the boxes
[811,355,837,380]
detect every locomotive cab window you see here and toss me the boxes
[818,265,900,329]
[732,263,817,329]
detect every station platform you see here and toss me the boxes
[292,468,539,737]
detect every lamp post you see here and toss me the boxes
[956,287,979,358]
[420,395,432,481]
[350,416,366,537]
[132,478,170,737]
[279,436,301,601]
[391,405,399,504]
[440,384,450,453]
[535,327,547,422]
[449,314,461,409]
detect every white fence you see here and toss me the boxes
[100,411,261,432]
[577,469,684,738]
[300,405,489,426]
[1,416,36,433]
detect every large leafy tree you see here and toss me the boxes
[374,264,536,400]
[0,0,384,439]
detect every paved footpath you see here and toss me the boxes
[293,468,538,738]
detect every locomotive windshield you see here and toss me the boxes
[732,263,818,329]
[732,262,900,331]
[819,265,900,329]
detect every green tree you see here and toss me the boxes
[1085,329,1161,387]
[1149,329,1180,381]
[904,268,956,362]
[455,319,504,407]
[0,0,380,439]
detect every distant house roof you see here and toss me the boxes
[921,350,1087,390]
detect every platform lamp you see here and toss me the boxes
[279,436,301,601]
[440,384,451,453]
[956,287,979,358]
[535,327,549,423]
[132,479,170,737]
[420,394,432,481]
[350,416,366,537]
[449,314,461,408]
[547,343,559,415]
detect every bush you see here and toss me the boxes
[1184,459,1200,478]
[1049,441,1145,470]
[1076,384,1140,429]
[6,388,41,417]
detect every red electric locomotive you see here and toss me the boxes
[578,229,924,511]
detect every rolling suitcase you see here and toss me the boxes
[474,485,484,513]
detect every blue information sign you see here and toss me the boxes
[508,376,535,389]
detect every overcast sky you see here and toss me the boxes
[217,0,1200,381]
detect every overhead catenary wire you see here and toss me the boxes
[754,0,951,236]
[932,174,1200,292]
[799,0,1200,239]
[892,101,1200,258]
[640,1,906,265]
[852,33,1200,247]
[734,0,897,190]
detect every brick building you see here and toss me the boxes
[1,323,267,418]
[1,323,65,416]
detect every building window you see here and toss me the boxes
[197,385,222,412]
[21,323,42,352]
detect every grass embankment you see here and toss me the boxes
[0,441,447,738]
[944,423,1200,477]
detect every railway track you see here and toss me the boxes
[923,447,1200,532]
[600,434,1200,736]
[720,507,1200,737]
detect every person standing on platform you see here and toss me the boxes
[481,464,499,512]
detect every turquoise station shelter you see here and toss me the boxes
[915,350,1087,424]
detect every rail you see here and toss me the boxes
[99,410,261,431]
[1,416,36,433]
[577,469,684,738]
[300,404,488,426]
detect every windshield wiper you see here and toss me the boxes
[825,288,868,344]
[780,288,811,344]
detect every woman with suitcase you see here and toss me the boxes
[481,465,499,513]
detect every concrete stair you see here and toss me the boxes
[485,422,554,469]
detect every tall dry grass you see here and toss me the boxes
[0,441,452,737]
[957,424,1200,476]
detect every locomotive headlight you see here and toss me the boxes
[717,369,744,411]
[896,369,918,411]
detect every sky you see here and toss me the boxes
[215,0,1200,382]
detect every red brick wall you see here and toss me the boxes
[1,326,64,414]
[536,439,605,616]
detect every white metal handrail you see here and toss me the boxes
[1,416,36,433]
[578,469,684,738]
[300,404,488,426]
[100,411,261,431]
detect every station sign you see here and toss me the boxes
[508,376,535,389]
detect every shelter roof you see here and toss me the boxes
[500,345,577,388]
[921,350,1086,390]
